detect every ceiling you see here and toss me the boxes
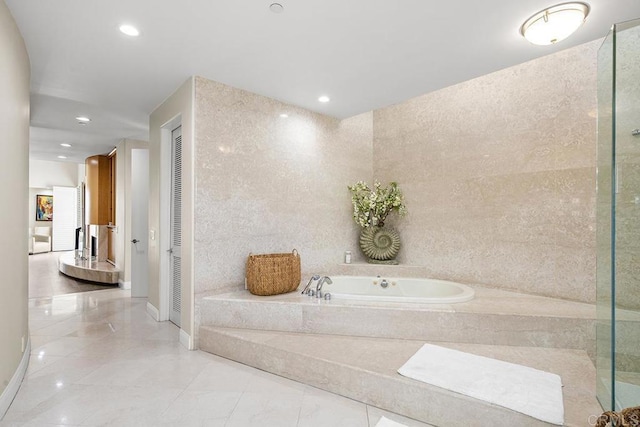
[6,0,640,164]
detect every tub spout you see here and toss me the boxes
[316,276,333,298]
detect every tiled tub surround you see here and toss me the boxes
[198,285,596,359]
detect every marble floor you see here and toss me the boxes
[29,252,115,299]
[1,288,430,426]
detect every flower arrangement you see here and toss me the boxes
[347,181,407,228]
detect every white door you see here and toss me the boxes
[131,149,149,297]
[169,126,182,326]
[52,186,77,251]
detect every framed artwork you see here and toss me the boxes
[36,194,53,221]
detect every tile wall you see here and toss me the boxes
[193,77,373,296]
[192,40,602,304]
[372,40,600,302]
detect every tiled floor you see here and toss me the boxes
[2,289,429,426]
[28,252,115,299]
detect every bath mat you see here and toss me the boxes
[374,416,408,427]
[397,344,564,425]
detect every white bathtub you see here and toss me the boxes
[322,275,474,304]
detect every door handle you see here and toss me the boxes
[131,239,139,244]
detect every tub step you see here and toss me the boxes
[199,291,595,359]
[199,326,601,427]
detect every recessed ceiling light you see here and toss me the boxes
[269,3,284,13]
[60,143,71,148]
[280,113,289,118]
[76,116,91,122]
[520,2,589,45]
[318,95,330,103]
[57,155,67,159]
[119,24,140,37]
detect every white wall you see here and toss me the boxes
[29,159,80,188]
[149,77,194,346]
[0,0,30,416]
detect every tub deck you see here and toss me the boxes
[199,284,595,357]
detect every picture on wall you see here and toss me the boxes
[36,194,53,221]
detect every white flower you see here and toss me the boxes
[347,181,407,228]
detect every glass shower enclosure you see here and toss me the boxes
[596,17,640,411]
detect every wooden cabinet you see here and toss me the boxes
[85,155,112,225]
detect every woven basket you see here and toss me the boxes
[246,249,301,296]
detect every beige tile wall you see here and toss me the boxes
[191,40,605,304]
[372,40,600,303]
[613,26,640,311]
[193,77,372,296]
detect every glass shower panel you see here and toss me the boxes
[597,17,640,411]
[613,19,640,411]
[596,24,615,410]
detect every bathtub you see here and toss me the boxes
[322,275,474,304]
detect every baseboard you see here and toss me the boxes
[0,337,30,419]
[180,329,194,350]
[118,280,131,290]
[146,302,160,321]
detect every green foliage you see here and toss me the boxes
[347,181,407,228]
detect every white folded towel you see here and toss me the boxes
[374,416,408,427]
[397,344,564,425]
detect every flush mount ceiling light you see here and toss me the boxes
[57,155,67,159]
[269,3,284,13]
[318,95,330,103]
[520,2,590,45]
[76,116,91,123]
[60,143,71,147]
[119,24,140,37]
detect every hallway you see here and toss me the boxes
[1,269,427,425]
[28,252,114,299]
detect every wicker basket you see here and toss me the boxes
[246,249,301,296]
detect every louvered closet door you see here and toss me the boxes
[170,125,182,327]
[52,186,78,251]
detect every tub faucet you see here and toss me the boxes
[316,276,333,298]
[301,275,320,295]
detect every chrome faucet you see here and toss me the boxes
[315,276,333,298]
[301,275,320,295]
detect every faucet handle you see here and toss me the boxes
[301,275,321,294]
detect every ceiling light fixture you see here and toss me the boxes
[119,24,140,37]
[318,95,330,103]
[280,113,289,118]
[269,3,284,13]
[520,2,590,45]
[57,155,67,159]
[76,116,91,122]
[60,143,71,147]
